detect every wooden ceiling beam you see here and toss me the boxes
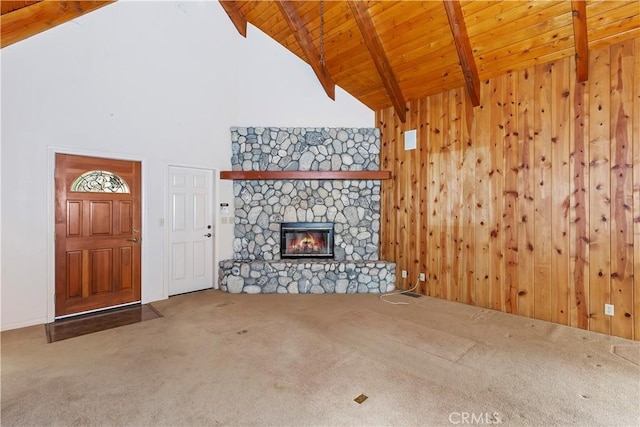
[219,1,247,38]
[276,1,335,100]
[1,0,115,49]
[443,0,481,107]
[347,0,406,122]
[571,0,589,83]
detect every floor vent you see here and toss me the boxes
[354,394,368,404]
[403,292,422,298]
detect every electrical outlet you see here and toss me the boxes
[419,273,426,281]
[604,304,614,316]
[401,270,408,278]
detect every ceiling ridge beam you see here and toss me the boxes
[571,0,589,83]
[443,0,480,107]
[219,1,247,38]
[276,1,335,100]
[347,0,406,122]
[1,0,115,49]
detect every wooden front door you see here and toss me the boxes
[55,154,142,317]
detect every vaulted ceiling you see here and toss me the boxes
[3,1,639,123]
[220,0,640,121]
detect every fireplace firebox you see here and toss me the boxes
[280,222,334,259]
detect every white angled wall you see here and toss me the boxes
[0,0,373,330]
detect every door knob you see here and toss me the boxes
[127,237,139,243]
[204,233,212,237]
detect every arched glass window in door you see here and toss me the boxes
[70,170,131,193]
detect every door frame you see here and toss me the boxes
[47,147,148,323]
[163,162,219,297]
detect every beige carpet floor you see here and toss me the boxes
[2,290,639,426]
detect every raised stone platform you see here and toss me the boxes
[218,259,396,294]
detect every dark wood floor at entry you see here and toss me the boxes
[45,304,162,343]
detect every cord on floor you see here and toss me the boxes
[379,277,421,305]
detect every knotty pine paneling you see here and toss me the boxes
[588,46,612,335]
[533,63,553,322]
[569,65,590,331]
[551,58,571,326]
[377,38,640,341]
[516,67,536,319]
[610,41,635,338]
[634,35,640,342]
[427,94,442,297]
[503,71,518,314]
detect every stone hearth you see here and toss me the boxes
[219,259,396,294]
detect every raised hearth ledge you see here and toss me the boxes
[220,170,391,180]
[219,259,396,294]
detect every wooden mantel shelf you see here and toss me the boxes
[220,170,391,180]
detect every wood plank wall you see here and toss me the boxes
[378,38,640,341]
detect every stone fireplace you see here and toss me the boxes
[231,127,381,261]
[218,127,396,294]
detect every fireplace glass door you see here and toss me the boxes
[280,222,334,259]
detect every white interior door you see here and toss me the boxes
[168,166,214,296]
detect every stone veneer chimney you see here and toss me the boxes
[231,127,382,261]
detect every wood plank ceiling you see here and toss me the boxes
[221,0,640,121]
[2,0,638,122]
[1,0,114,49]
